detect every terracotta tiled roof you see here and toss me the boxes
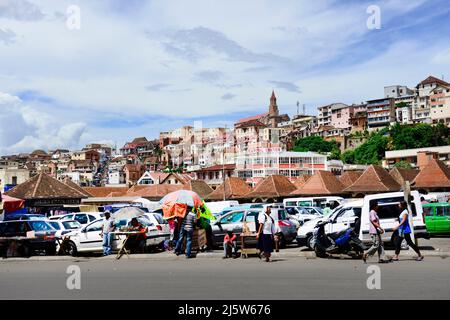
[196,164,236,172]
[205,177,252,200]
[236,113,268,124]
[83,187,129,198]
[344,165,401,193]
[128,184,183,200]
[293,175,311,189]
[6,173,86,200]
[389,167,419,187]
[412,159,450,189]
[236,119,267,128]
[417,75,450,88]
[245,175,297,199]
[339,171,363,189]
[291,171,345,196]
[182,180,213,198]
[62,177,93,197]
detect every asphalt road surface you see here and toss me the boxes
[1,256,449,300]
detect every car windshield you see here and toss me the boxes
[277,210,287,220]
[62,221,82,229]
[49,222,61,230]
[29,221,53,231]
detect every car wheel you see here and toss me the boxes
[306,235,314,249]
[66,241,78,257]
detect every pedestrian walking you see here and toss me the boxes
[101,211,115,256]
[362,202,390,263]
[392,201,424,261]
[256,207,276,262]
[174,207,197,259]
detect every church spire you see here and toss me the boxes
[269,90,278,116]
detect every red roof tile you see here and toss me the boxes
[339,171,362,189]
[344,165,400,193]
[413,159,450,189]
[291,171,345,196]
[389,167,419,187]
[245,175,297,199]
[205,177,252,200]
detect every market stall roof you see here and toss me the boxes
[344,165,401,193]
[291,171,345,196]
[63,177,93,197]
[182,180,213,199]
[292,175,311,189]
[6,172,87,200]
[83,186,129,198]
[339,171,362,189]
[127,184,184,201]
[245,175,296,199]
[389,167,419,187]
[412,159,450,189]
[205,177,252,201]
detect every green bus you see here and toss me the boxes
[423,203,450,235]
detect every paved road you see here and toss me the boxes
[1,256,449,300]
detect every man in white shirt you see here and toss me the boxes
[257,207,276,262]
[100,211,115,256]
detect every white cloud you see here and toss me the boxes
[0,91,87,154]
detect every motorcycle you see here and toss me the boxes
[312,219,366,259]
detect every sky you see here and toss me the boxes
[0,0,449,154]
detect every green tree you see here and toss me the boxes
[394,160,413,169]
[293,135,338,153]
[341,150,355,164]
[352,132,388,165]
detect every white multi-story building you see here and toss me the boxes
[236,151,329,186]
[412,76,450,124]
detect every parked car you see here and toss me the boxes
[423,203,450,235]
[359,191,429,243]
[205,201,240,217]
[58,212,104,226]
[211,208,297,248]
[143,212,170,246]
[3,214,46,221]
[297,200,363,248]
[286,207,323,227]
[47,220,82,238]
[64,216,160,256]
[283,197,343,209]
[0,220,57,256]
[219,203,264,216]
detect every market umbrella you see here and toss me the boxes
[159,190,203,219]
[2,194,25,213]
[112,206,147,225]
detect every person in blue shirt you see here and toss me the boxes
[392,201,423,261]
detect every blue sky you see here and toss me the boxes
[0,0,450,153]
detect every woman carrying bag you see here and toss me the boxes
[392,201,424,261]
[256,206,276,262]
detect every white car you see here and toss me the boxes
[143,213,170,246]
[57,212,105,226]
[286,207,323,227]
[64,216,160,256]
[47,219,82,237]
[296,200,363,248]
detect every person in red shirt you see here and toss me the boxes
[223,231,238,259]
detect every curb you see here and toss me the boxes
[1,250,449,263]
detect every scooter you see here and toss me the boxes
[312,219,366,259]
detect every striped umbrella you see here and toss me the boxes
[159,190,203,219]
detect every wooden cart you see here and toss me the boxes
[240,233,259,259]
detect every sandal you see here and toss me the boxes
[362,253,367,264]
[416,256,424,261]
